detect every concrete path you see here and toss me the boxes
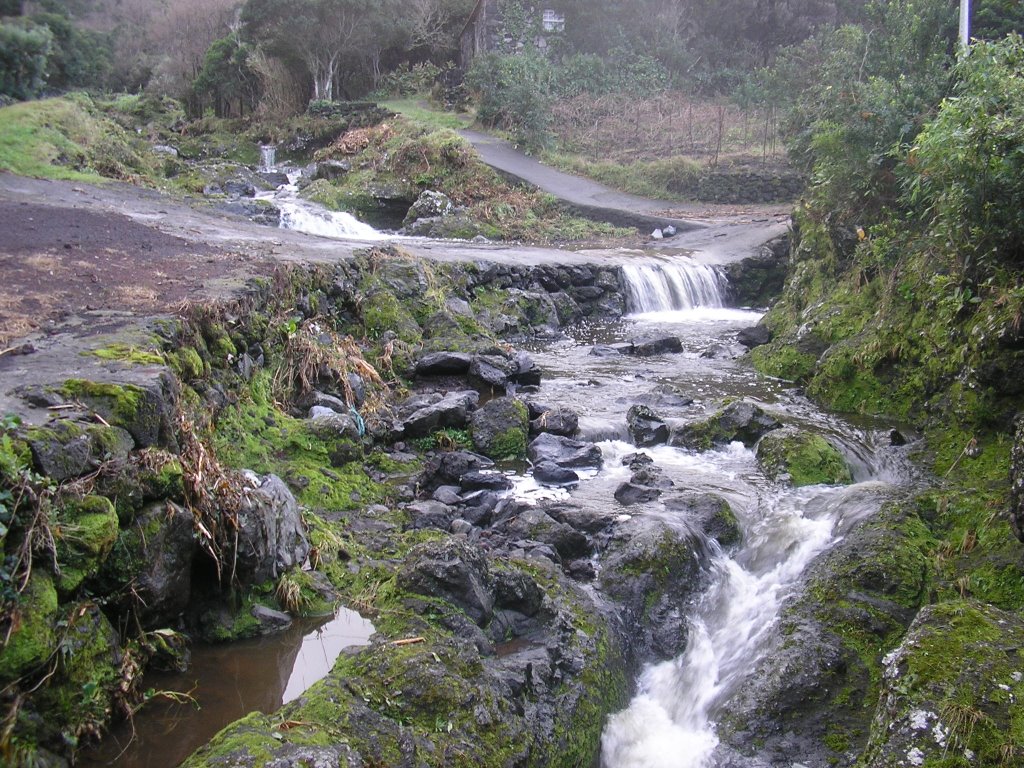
[460,129,703,233]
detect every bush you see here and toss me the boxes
[904,34,1024,276]
[466,51,553,150]
[0,17,52,100]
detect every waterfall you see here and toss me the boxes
[277,201,388,240]
[259,144,277,172]
[621,261,727,314]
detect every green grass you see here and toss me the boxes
[381,99,475,131]
[0,97,109,181]
[541,150,697,202]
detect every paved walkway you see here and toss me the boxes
[460,129,703,233]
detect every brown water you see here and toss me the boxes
[78,608,373,768]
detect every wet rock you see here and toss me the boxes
[460,471,513,492]
[671,399,781,450]
[663,491,740,547]
[628,335,683,356]
[702,342,746,360]
[251,605,293,632]
[613,482,663,506]
[432,485,463,505]
[230,473,310,585]
[398,538,494,626]
[533,460,579,485]
[529,407,580,437]
[626,404,669,447]
[600,516,706,663]
[417,450,495,494]
[52,495,119,595]
[27,421,93,481]
[513,351,542,386]
[398,390,479,438]
[61,373,180,449]
[470,397,529,459]
[756,427,853,486]
[528,433,603,469]
[0,572,59,682]
[614,460,673,506]
[737,325,771,349]
[414,351,472,376]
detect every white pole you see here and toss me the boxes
[960,0,971,50]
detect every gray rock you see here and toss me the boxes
[308,406,361,441]
[414,351,473,377]
[529,407,579,437]
[398,538,494,626]
[671,399,782,450]
[627,404,669,447]
[527,433,603,469]
[400,390,479,438]
[469,354,518,391]
[663,491,740,546]
[532,460,579,485]
[314,159,351,180]
[27,423,92,482]
[628,335,683,356]
[251,604,293,631]
[432,485,463,505]
[404,190,455,224]
[701,342,746,360]
[737,325,771,349]
[406,500,456,531]
[231,473,310,585]
[459,471,513,492]
[470,397,528,459]
[498,507,592,560]
[417,450,495,494]
[614,482,663,506]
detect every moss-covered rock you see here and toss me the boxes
[52,495,119,595]
[60,375,178,448]
[470,397,529,460]
[756,427,853,486]
[0,572,60,683]
[670,399,782,451]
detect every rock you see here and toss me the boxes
[469,354,518,391]
[308,406,361,441]
[529,407,579,437]
[600,516,707,663]
[626,404,669,447]
[513,351,542,386]
[404,190,455,224]
[314,159,351,180]
[405,500,456,531]
[701,342,746,360]
[613,482,663,506]
[251,605,293,632]
[432,485,463,505]
[533,460,579,485]
[470,397,529,460]
[663,491,740,546]
[459,471,514,492]
[756,427,853,486]
[417,450,495,494]
[527,433,603,469]
[498,507,592,560]
[860,601,1024,768]
[152,144,179,157]
[51,495,119,594]
[628,335,683,356]
[414,351,473,376]
[737,325,771,349]
[231,474,310,585]
[399,390,479,438]
[398,538,494,626]
[671,399,781,450]
[224,180,256,197]
[27,421,93,482]
[0,572,59,682]
[98,500,195,627]
[61,374,179,449]
[259,171,290,187]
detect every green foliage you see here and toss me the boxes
[193,34,260,119]
[466,51,553,150]
[0,17,52,99]
[903,35,1024,279]
[554,49,669,98]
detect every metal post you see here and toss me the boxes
[960,0,971,50]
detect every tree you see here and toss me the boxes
[193,30,259,116]
[0,0,23,16]
[0,17,52,99]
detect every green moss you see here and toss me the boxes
[757,429,853,486]
[167,347,206,380]
[59,380,155,439]
[750,343,818,382]
[52,495,119,594]
[181,711,279,766]
[85,344,165,366]
[0,572,59,682]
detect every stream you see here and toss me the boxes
[89,175,914,767]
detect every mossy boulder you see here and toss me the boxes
[52,495,119,594]
[470,397,529,460]
[756,427,853,486]
[0,572,60,682]
[25,421,93,482]
[671,399,782,451]
[60,374,179,448]
[862,600,1024,768]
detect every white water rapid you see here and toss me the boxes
[259,144,277,172]
[622,260,727,315]
[256,171,390,241]
[525,258,911,768]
